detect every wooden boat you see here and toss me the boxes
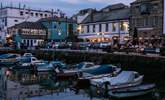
[109,84,155,98]
[91,71,143,90]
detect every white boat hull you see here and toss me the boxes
[109,84,155,98]
[91,71,144,90]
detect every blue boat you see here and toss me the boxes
[75,62,121,79]
[0,53,20,66]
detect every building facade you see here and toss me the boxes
[0,6,63,42]
[78,3,130,44]
[39,17,77,41]
[8,22,47,48]
[130,0,163,39]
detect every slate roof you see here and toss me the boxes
[38,17,77,23]
[81,8,130,24]
[9,22,46,30]
[101,3,128,11]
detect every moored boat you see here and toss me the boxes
[91,71,143,90]
[81,64,121,79]
[109,84,156,98]
[0,53,20,66]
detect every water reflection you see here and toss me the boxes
[0,67,164,100]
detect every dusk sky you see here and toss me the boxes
[1,0,135,16]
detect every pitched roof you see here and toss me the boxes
[81,8,130,24]
[9,22,46,29]
[38,17,77,23]
[101,3,129,11]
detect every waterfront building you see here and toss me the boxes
[0,4,64,42]
[39,17,77,41]
[130,0,163,40]
[8,21,47,48]
[78,3,130,44]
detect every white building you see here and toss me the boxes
[0,6,62,42]
[78,3,130,44]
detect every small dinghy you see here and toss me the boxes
[109,84,156,98]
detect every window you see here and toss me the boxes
[112,23,116,32]
[45,14,47,17]
[81,26,84,33]
[14,20,18,22]
[105,23,109,32]
[20,11,24,16]
[99,24,102,32]
[144,18,149,27]
[87,25,89,33]
[40,13,43,17]
[93,25,95,32]
[35,13,38,17]
[25,12,29,14]
[120,22,124,31]
[153,16,158,26]
[86,64,94,68]
[31,12,33,16]
[120,22,128,31]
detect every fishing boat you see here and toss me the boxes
[90,71,143,90]
[109,84,155,98]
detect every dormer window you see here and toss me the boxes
[139,3,151,15]
[20,11,24,16]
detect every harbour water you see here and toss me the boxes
[0,66,164,100]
